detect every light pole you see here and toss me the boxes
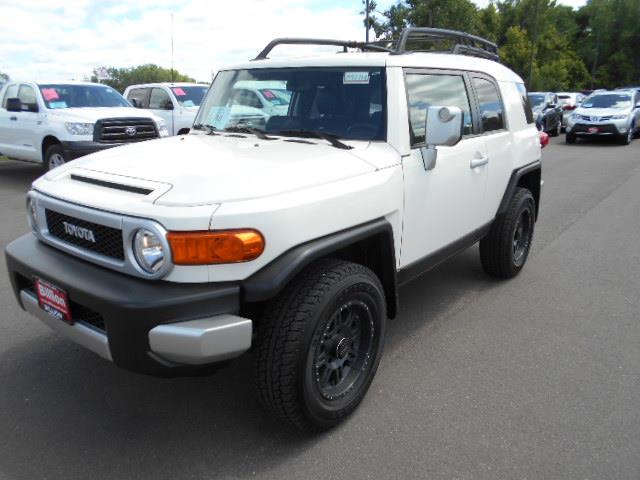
[366,0,370,43]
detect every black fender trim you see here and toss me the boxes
[497,160,542,220]
[242,218,398,318]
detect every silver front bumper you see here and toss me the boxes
[21,289,252,366]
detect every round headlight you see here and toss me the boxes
[133,229,165,274]
[27,197,38,232]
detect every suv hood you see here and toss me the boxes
[43,133,377,206]
[47,107,159,123]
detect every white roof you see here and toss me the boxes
[7,80,108,87]
[124,82,207,89]
[226,51,523,83]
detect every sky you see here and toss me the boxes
[0,0,587,84]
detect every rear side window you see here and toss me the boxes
[516,83,535,124]
[127,88,149,108]
[149,88,173,110]
[2,84,18,108]
[471,77,504,132]
[405,73,474,146]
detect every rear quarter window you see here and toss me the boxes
[516,83,535,124]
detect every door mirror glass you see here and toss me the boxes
[6,98,21,112]
[130,98,140,108]
[424,106,463,147]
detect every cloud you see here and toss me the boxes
[0,0,369,84]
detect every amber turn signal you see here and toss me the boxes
[167,229,265,265]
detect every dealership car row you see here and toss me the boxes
[0,76,639,172]
[528,88,640,145]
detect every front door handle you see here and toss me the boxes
[470,154,489,168]
[9,116,17,121]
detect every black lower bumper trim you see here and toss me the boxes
[570,123,621,135]
[5,234,240,376]
[61,141,126,160]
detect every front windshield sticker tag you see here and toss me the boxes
[182,100,195,107]
[343,72,370,84]
[42,88,59,101]
[207,106,230,129]
[48,101,67,109]
[172,87,186,96]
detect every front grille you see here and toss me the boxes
[579,114,612,122]
[15,273,106,333]
[45,209,124,260]
[94,117,158,143]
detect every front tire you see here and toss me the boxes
[480,188,536,278]
[551,117,561,137]
[44,144,66,171]
[566,132,576,144]
[255,259,386,432]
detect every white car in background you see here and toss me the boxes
[124,83,209,135]
[0,81,167,170]
[557,92,585,130]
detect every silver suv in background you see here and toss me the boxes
[565,90,640,145]
[557,92,585,131]
[124,83,208,135]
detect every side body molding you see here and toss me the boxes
[242,218,398,318]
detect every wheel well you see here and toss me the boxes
[517,168,541,219]
[325,232,398,319]
[41,136,61,162]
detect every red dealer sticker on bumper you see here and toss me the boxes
[588,127,599,134]
[35,278,72,324]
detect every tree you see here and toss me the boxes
[91,64,195,93]
[0,71,9,83]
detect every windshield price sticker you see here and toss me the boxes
[172,87,186,96]
[49,101,68,109]
[42,88,60,101]
[343,72,370,84]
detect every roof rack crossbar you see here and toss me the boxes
[393,27,499,61]
[254,38,394,60]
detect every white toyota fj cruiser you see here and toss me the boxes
[6,29,542,431]
[0,81,168,170]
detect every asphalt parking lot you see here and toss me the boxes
[0,137,639,480]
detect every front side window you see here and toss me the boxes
[195,67,386,141]
[149,88,173,110]
[18,85,37,106]
[171,86,208,107]
[38,84,130,109]
[405,73,473,146]
[472,77,504,132]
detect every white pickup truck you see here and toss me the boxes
[123,82,209,136]
[0,81,168,170]
[6,29,543,431]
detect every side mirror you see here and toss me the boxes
[6,98,21,112]
[420,106,463,170]
[164,102,174,111]
[635,102,640,109]
[130,98,140,108]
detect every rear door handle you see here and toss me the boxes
[9,116,17,121]
[470,154,489,168]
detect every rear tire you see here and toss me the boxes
[551,117,561,137]
[480,188,536,279]
[255,258,386,432]
[44,144,66,171]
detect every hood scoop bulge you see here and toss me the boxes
[70,174,154,195]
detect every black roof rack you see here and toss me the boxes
[393,28,499,61]
[254,28,499,62]
[254,39,393,60]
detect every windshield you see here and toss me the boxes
[171,86,208,107]
[582,94,631,109]
[38,84,130,109]
[195,67,386,141]
[528,94,546,108]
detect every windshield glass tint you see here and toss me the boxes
[195,67,386,141]
[171,86,208,107]
[39,84,130,109]
[582,94,631,109]
[528,94,545,108]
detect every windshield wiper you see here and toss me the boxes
[192,123,219,135]
[223,126,275,140]
[276,130,353,150]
